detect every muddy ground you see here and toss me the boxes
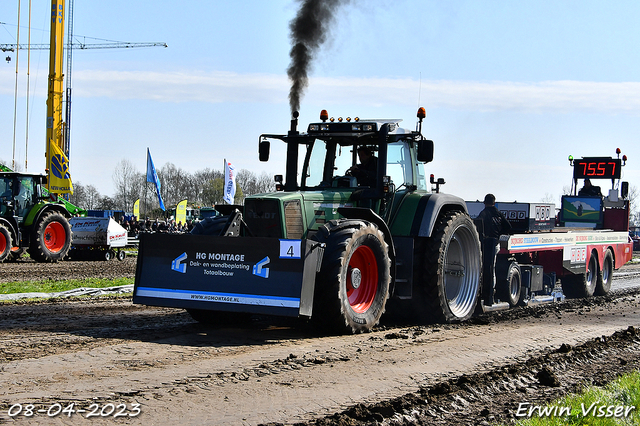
[0,259,639,425]
[0,256,137,283]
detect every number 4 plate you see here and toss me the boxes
[279,239,302,259]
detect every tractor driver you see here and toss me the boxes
[346,146,377,187]
[578,178,602,197]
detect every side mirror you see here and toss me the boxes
[621,181,629,198]
[417,139,434,163]
[259,140,270,162]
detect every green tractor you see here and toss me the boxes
[0,171,81,262]
[134,108,482,333]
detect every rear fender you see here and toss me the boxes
[337,207,395,260]
[414,193,468,237]
[25,203,70,227]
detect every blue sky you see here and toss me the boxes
[1,0,639,207]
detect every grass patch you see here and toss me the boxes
[512,370,640,425]
[0,277,134,295]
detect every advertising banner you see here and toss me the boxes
[48,141,73,194]
[133,234,322,317]
[146,148,165,211]
[176,199,187,225]
[223,159,236,204]
[133,199,140,220]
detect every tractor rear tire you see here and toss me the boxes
[595,249,614,295]
[418,211,481,324]
[0,225,12,263]
[562,250,598,298]
[312,220,391,334]
[28,212,72,263]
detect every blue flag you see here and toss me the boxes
[146,148,165,211]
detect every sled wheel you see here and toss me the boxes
[562,250,598,298]
[0,225,12,263]
[595,249,613,295]
[9,246,25,262]
[28,212,72,262]
[420,211,481,323]
[117,250,126,261]
[497,262,522,307]
[313,220,390,334]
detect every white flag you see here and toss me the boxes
[223,159,236,204]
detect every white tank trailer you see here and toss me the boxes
[69,217,128,261]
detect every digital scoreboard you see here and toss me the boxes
[573,157,621,180]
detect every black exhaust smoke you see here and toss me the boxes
[287,0,350,115]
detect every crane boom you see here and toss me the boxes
[2,41,168,51]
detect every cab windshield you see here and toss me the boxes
[0,176,37,219]
[300,139,425,190]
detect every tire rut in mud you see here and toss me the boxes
[284,326,640,426]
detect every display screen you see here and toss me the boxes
[573,158,621,180]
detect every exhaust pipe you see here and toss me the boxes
[289,111,299,136]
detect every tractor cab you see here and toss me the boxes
[0,173,45,223]
[258,109,434,222]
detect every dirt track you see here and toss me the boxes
[0,260,639,425]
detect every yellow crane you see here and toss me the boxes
[46,0,68,195]
[2,0,166,196]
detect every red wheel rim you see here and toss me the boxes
[0,233,6,254]
[347,245,378,313]
[44,221,66,253]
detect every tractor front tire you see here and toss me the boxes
[28,212,72,263]
[0,225,12,263]
[419,211,482,323]
[313,220,391,334]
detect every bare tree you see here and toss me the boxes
[84,185,103,210]
[237,169,275,198]
[112,159,144,212]
[68,182,103,210]
[96,195,117,210]
[158,162,198,208]
[200,178,243,206]
[627,184,638,222]
[193,168,223,205]
[68,182,87,208]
